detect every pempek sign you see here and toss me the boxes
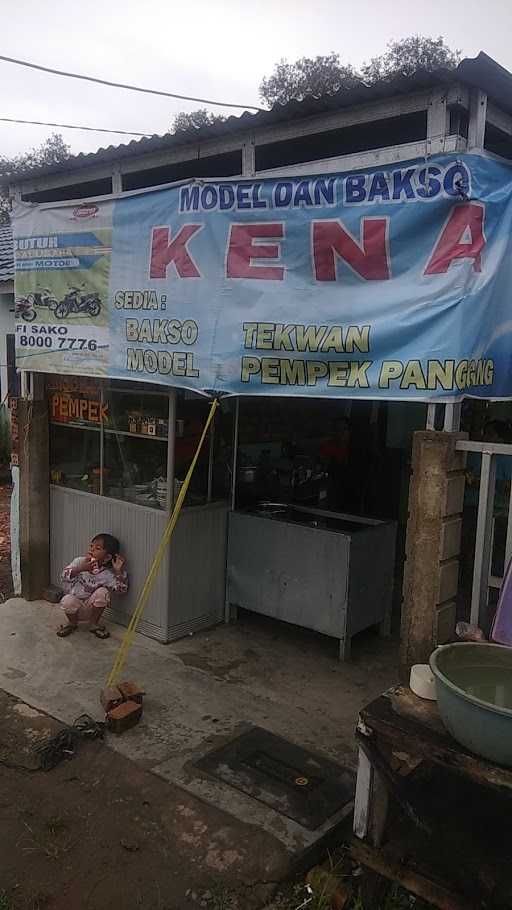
[11,152,512,400]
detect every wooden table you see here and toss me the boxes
[352,686,512,910]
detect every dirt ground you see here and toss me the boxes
[0,483,12,600]
[0,690,293,910]
[0,689,430,910]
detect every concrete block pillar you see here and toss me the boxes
[18,387,50,599]
[400,430,467,675]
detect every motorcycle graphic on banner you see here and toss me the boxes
[54,286,102,319]
[16,287,58,321]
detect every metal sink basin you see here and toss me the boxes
[252,504,374,534]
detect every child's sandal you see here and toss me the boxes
[57,624,76,637]
[89,626,110,640]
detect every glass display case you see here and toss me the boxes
[49,378,170,507]
[49,376,103,494]
[48,377,232,644]
[48,378,233,510]
[103,387,170,507]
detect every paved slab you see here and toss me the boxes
[0,597,399,861]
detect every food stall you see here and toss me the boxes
[48,375,233,642]
[47,375,397,655]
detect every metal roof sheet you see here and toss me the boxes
[0,224,13,283]
[2,52,511,184]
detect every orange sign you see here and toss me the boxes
[46,375,101,397]
[50,394,108,424]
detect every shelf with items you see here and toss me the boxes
[103,428,168,442]
[48,378,172,506]
[50,420,101,432]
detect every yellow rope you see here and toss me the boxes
[106,397,219,687]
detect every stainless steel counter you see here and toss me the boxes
[226,505,397,660]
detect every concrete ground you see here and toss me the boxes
[0,597,399,866]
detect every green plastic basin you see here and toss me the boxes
[430,642,512,767]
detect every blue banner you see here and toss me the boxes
[12,152,512,400]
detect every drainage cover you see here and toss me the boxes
[194,726,354,829]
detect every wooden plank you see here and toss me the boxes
[456,440,512,455]
[353,746,372,839]
[367,766,389,848]
[350,839,479,910]
[19,133,463,213]
[241,138,256,177]
[468,88,488,149]
[356,730,429,835]
[361,689,512,792]
[427,89,449,140]
[111,165,122,195]
[255,135,464,179]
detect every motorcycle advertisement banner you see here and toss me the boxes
[14,200,113,376]
[11,152,512,400]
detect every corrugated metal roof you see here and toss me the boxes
[3,52,512,184]
[0,225,13,283]
[0,68,454,183]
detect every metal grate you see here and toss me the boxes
[194,726,355,829]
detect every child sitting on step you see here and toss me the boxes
[57,533,128,640]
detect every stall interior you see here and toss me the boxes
[234,396,426,525]
[48,377,425,534]
[231,396,427,648]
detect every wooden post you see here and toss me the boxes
[18,383,50,599]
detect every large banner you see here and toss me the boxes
[12,152,512,400]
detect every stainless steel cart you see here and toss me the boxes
[226,505,396,660]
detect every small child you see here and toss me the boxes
[57,533,128,640]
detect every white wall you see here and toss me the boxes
[0,290,15,403]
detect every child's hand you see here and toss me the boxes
[112,554,126,575]
[69,556,95,577]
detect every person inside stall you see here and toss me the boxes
[319,418,351,509]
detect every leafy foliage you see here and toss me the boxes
[260,53,360,107]
[0,132,70,179]
[361,35,461,83]
[0,133,70,224]
[171,108,226,133]
[259,36,461,106]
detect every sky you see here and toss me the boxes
[1,0,512,162]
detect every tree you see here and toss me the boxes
[259,36,460,106]
[0,133,70,224]
[260,53,360,106]
[361,35,461,83]
[171,108,225,133]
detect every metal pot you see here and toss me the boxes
[238,465,259,484]
[255,502,288,515]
